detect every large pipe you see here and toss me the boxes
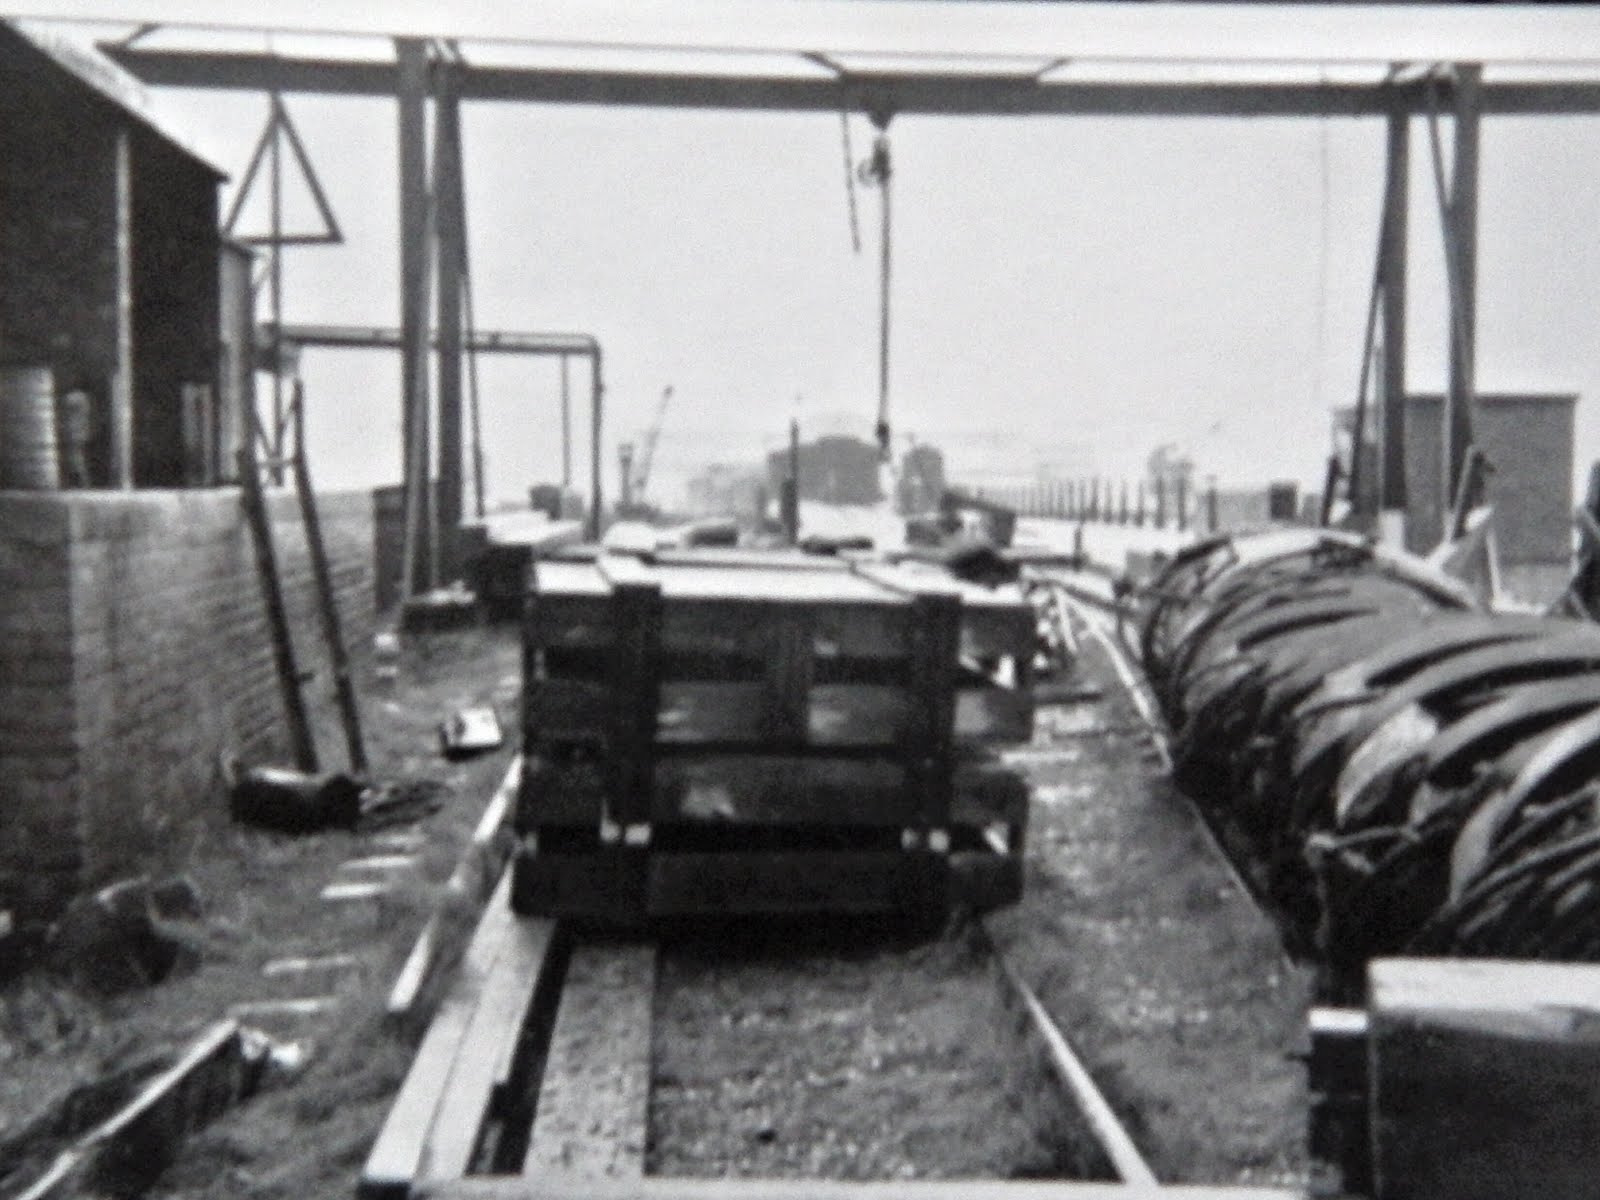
[265,323,605,540]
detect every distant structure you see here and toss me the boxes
[766,434,883,506]
[1334,393,1576,603]
[686,463,765,520]
[897,442,946,513]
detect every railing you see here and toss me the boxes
[962,476,1215,533]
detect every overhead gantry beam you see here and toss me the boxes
[98,46,1600,117]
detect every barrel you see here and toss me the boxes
[0,365,60,489]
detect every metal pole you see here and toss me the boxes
[1380,106,1409,521]
[269,93,284,483]
[561,354,571,490]
[588,348,604,541]
[463,263,486,518]
[434,59,465,580]
[396,38,430,596]
[1447,63,1481,504]
[290,383,368,773]
[788,417,802,544]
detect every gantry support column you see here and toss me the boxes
[434,58,466,583]
[1446,63,1481,503]
[1378,106,1409,543]
[396,37,433,596]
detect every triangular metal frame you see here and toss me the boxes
[224,92,344,246]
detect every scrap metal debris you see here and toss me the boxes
[440,705,504,760]
[1137,529,1600,996]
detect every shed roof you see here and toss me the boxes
[4,19,226,178]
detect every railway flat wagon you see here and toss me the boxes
[513,550,1036,921]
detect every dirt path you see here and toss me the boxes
[984,620,1313,1187]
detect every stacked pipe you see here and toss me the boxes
[1137,529,1600,998]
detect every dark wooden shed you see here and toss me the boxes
[0,20,228,487]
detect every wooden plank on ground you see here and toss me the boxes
[419,1175,1304,1200]
[388,756,522,1019]
[362,872,543,1200]
[522,943,656,1179]
[19,1020,253,1200]
[1370,957,1600,1200]
[416,910,561,1186]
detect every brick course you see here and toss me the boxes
[0,486,376,923]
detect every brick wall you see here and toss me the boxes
[0,498,83,920]
[0,486,376,924]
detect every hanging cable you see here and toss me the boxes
[839,110,862,254]
[862,122,893,461]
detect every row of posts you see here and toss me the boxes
[969,476,1220,534]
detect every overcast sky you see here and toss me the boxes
[27,3,1600,509]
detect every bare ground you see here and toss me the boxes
[984,622,1313,1187]
[0,625,521,1200]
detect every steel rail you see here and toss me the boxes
[369,884,1167,1195]
[1048,579,1293,976]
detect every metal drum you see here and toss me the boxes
[0,365,60,489]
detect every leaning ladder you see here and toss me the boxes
[237,381,368,774]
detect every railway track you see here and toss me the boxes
[359,880,1180,1197]
[362,569,1310,1199]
